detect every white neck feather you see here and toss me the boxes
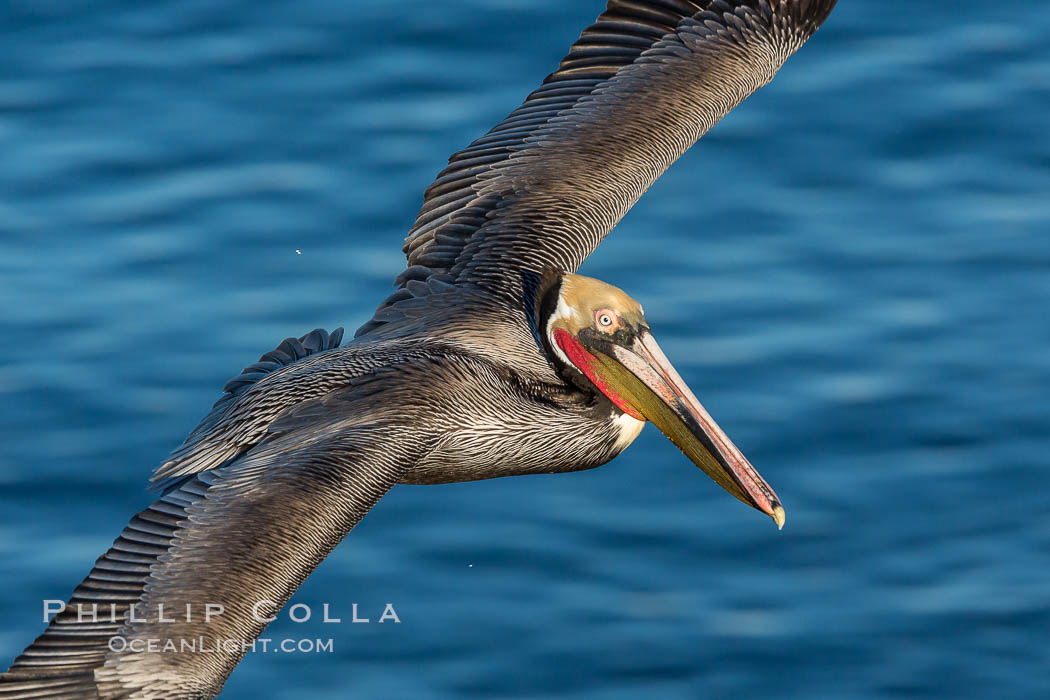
[545,291,579,368]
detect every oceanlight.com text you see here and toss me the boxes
[107,636,335,654]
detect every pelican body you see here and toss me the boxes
[2,1,836,697]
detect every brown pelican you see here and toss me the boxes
[2,1,837,697]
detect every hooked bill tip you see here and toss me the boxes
[771,505,786,530]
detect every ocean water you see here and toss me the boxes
[1,1,1048,698]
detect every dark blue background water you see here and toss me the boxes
[1,1,1047,698]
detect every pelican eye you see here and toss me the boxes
[595,309,617,331]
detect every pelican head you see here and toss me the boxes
[542,272,785,529]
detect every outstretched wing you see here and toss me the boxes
[1,413,426,699]
[359,0,836,336]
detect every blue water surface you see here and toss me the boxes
[1,1,1048,698]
